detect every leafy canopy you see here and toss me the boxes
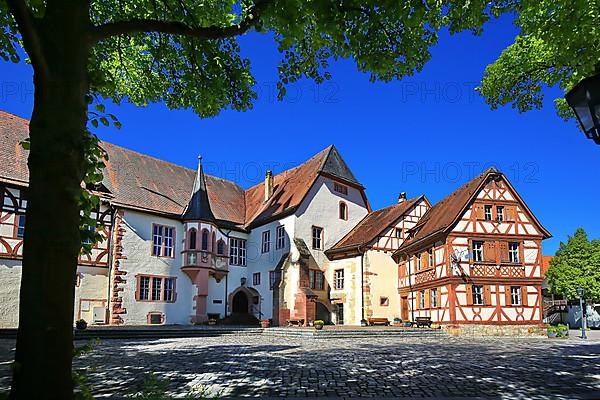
[479,0,600,119]
[2,0,506,118]
[546,228,600,301]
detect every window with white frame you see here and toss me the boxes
[431,288,438,308]
[81,223,95,245]
[312,226,324,250]
[472,285,484,305]
[229,238,247,266]
[419,290,426,309]
[509,242,519,263]
[252,272,261,286]
[510,286,521,305]
[261,230,270,253]
[137,275,176,302]
[276,226,285,250]
[472,241,484,262]
[334,269,344,290]
[496,206,504,222]
[152,224,174,257]
[415,253,422,271]
[395,228,402,239]
[334,182,348,195]
[484,205,492,221]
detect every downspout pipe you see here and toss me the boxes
[358,244,368,326]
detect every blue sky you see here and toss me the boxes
[0,15,598,254]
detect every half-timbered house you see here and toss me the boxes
[324,194,430,325]
[393,167,551,335]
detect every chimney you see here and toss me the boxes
[398,192,407,203]
[264,170,274,202]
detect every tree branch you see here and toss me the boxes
[6,0,49,80]
[89,1,268,43]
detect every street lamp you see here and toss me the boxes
[576,287,587,339]
[565,71,600,144]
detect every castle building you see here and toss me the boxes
[0,111,551,334]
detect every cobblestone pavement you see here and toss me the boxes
[0,334,599,398]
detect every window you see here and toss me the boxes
[496,206,504,222]
[431,288,438,308]
[252,272,261,286]
[395,228,402,239]
[137,275,176,302]
[276,226,286,250]
[312,226,324,250]
[261,230,270,253]
[229,238,247,266]
[334,182,348,195]
[81,223,95,245]
[428,248,434,268]
[472,285,484,305]
[415,253,422,271]
[334,269,344,290]
[139,276,150,301]
[152,224,175,257]
[339,202,348,220]
[216,239,225,255]
[472,241,484,262]
[163,278,175,302]
[16,214,26,239]
[380,297,389,307]
[309,270,324,290]
[201,229,209,251]
[484,205,492,221]
[510,286,521,305]
[509,242,519,263]
[269,271,279,290]
[188,229,197,250]
[419,290,426,309]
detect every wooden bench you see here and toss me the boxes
[415,316,432,328]
[287,319,304,327]
[367,317,390,326]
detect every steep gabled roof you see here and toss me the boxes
[182,157,216,221]
[244,145,367,228]
[326,196,425,259]
[0,111,30,186]
[395,167,551,255]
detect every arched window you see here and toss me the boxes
[188,229,197,250]
[217,239,225,255]
[212,232,216,252]
[201,229,209,251]
[339,202,348,220]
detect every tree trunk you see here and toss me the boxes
[9,2,90,399]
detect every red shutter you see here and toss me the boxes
[505,205,516,222]
[466,285,473,306]
[499,241,509,263]
[483,285,492,305]
[521,286,528,306]
[474,204,484,220]
[505,286,511,306]
[484,241,496,263]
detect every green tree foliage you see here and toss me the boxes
[479,0,600,119]
[547,228,600,301]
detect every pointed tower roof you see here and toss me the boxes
[182,156,216,221]
[318,145,361,186]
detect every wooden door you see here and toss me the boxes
[401,296,409,320]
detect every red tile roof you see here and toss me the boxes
[395,168,551,254]
[326,196,424,259]
[0,111,365,230]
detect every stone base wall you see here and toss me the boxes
[442,323,547,337]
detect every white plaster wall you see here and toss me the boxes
[118,210,194,325]
[364,251,401,321]
[0,259,21,328]
[245,215,295,320]
[75,266,109,324]
[327,255,362,325]
[295,176,369,267]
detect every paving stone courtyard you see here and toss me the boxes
[0,333,599,398]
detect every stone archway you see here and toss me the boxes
[316,301,332,324]
[232,291,249,314]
